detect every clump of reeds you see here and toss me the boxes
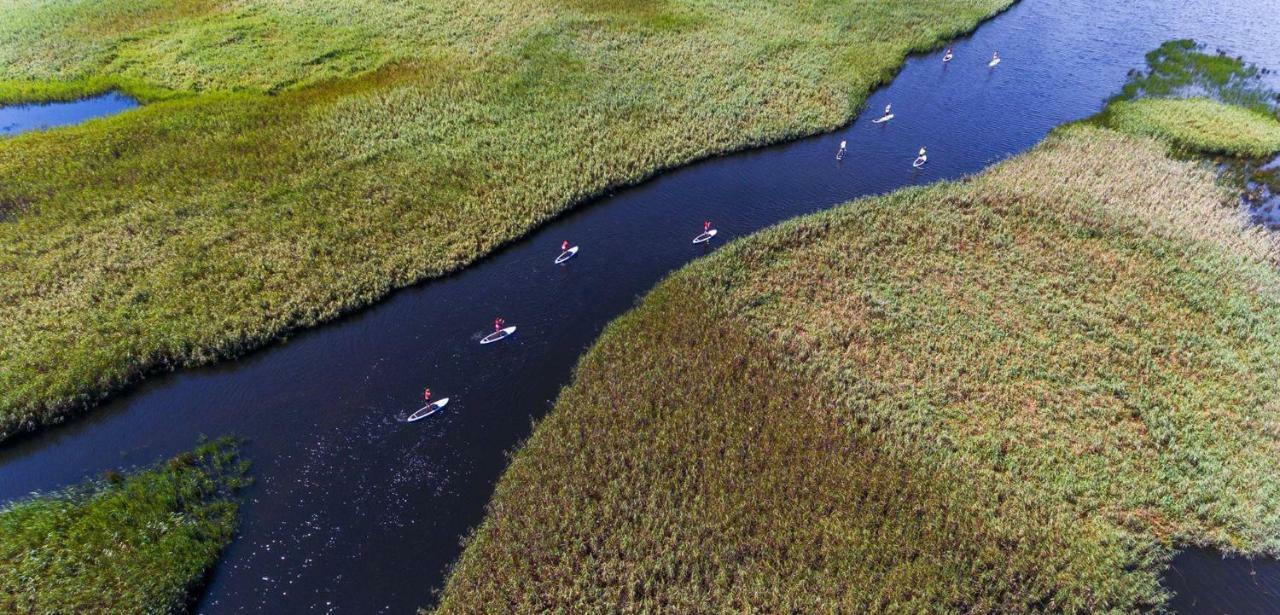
[0,437,249,613]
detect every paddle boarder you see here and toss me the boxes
[561,240,570,253]
[494,316,505,332]
[704,220,712,234]
[990,51,1000,65]
[943,48,954,62]
[423,388,432,404]
[837,140,847,159]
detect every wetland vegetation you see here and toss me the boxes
[433,84,1280,612]
[0,438,248,613]
[0,0,1014,442]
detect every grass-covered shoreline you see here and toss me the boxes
[0,438,249,613]
[431,124,1280,612]
[0,0,1015,442]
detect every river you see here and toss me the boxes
[1,0,1278,612]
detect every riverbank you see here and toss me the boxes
[432,120,1280,611]
[0,0,1014,442]
[0,439,247,613]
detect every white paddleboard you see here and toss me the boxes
[988,58,1001,67]
[408,397,450,422]
[943,53,953,63]
[913,155,927,168]
[481,326,517,344]
[872,113,894,124]
[555,246,579,264]
[693,229,718,244]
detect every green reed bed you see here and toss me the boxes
[0,0,1014,442]
[432,125,1280,613]
[0,438,249,614]
[1102,97,1280,157]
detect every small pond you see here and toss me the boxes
[0,91,138,136]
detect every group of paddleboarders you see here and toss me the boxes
[416,220,722,420]
[836,49,1001,167]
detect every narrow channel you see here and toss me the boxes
[1,0,1276,612]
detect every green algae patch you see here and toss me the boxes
[431,126,1280,613]
[1104,97,1280,157]
[0,438,249,613]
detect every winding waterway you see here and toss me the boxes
[2,1,1279,612]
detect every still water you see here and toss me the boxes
[0,92,137,136]
[1,0,1277,612]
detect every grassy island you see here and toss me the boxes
[432,121,1280,613]
[1102,98,1280,157]
[0,439,249,613]
[0,0,1013,441]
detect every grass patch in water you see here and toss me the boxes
[0,0,1014,442]
[0,438,249,613]
[1103,97,1280,158]
[432,125,1280,612]
[1119,39,1277,113]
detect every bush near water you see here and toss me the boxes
[0,0,1014,442]
[432,124,1280,612]
[0,439,249,614]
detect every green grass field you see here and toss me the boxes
[0,439,248,613]
[0,0,1014,442]
[432,125,1280,613]
[1102,97,1280,157]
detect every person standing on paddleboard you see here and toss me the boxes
[704,220,712,234]
[561,240,570,252]
[494,317,505,332]
[884,104,892,116]
[423,388,432,404]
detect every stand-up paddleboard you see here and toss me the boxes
[555,246,579,264]
[872,114,894,124]
[693,229,718,244]
[481,326,517,344]
[408,397,450,422]
[943,53,953,63]
[988,57,1001,67]
[913,155,927,168]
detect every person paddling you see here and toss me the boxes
[990,51,1000,65]
[836,139,847,159]
[704,220,712,234]
[494,317,505,332]
[423,388,432,404]
[883,104,892,116]
[561,240,570,253]
[943,48,954,62]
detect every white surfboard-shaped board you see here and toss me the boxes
[408,397,450,422]
[943,53,953,63]
[872,113,894,124]
[555,246,579,264]
[693,229,718,244]
[913,155,927,168]
[988,58,1001,67]
[481,326,517,345]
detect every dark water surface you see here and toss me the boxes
[2,1,1278,613]
[0,92,137,136]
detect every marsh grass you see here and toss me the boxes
[433,126,1280,612]
[1101,98,1280,158]
[0,0,1013,441]
[0,438,249,613]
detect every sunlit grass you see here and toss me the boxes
[1103,97,1280,157]
[0,0,1013,441]
[432,126,1280,612]
[0,438,249,613]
